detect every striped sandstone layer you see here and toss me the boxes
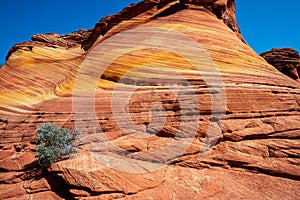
[0,0,300,199]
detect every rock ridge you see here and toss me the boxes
[6,29,92,61]
[82,0,243,50]
[261,48,300,82]
[5,0,243,61]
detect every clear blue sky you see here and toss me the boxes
[0,0,299,65]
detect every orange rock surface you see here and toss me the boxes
[0,0,299,199]
[261,48,300,82]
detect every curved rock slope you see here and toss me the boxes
[0,0,299,199]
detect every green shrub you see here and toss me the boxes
[35,123,79,167]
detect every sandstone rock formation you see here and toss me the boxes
[261,48,300,82]
[0,0,299,199]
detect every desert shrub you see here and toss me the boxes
[35,123,79,167]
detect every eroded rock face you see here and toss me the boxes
[6,29,92,61]
[261,48,300,82]
[0,0,300,199]
[82,0,244,51]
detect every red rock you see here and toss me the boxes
[0,151,36,171]
[261,48,300,82]
[0,0,299,199]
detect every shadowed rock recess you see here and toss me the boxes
[0,0,300,199]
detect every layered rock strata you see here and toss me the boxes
[261,48,300,82]
[0,0,299,199]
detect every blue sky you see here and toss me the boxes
[0,0,299,65]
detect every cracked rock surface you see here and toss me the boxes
[0,0,299,199]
